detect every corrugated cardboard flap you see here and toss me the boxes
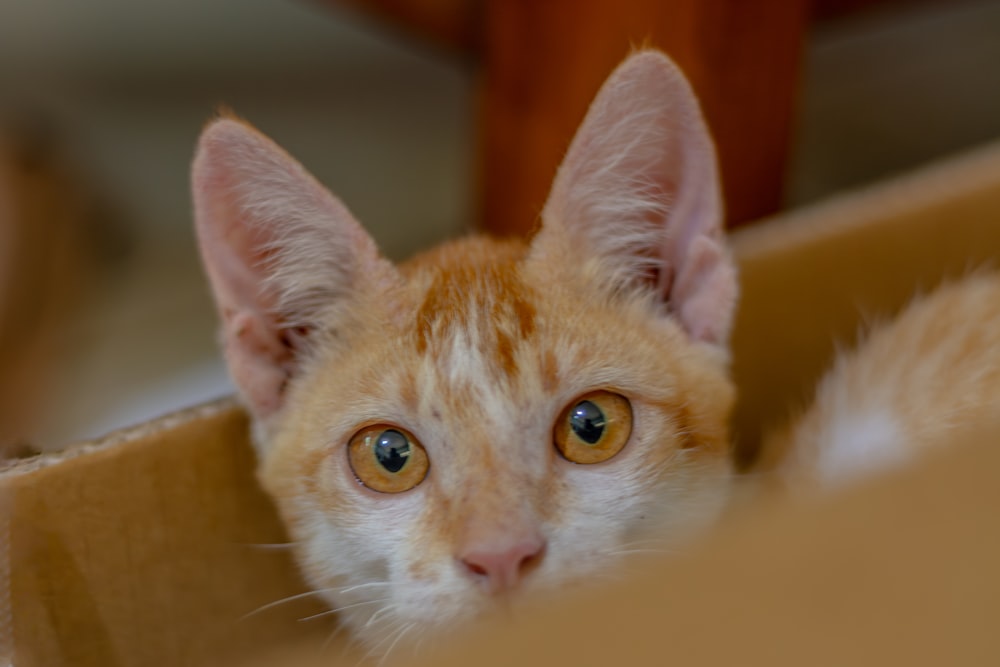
[731,139,1000,464]
[1,399,327,667]
[4,139,1000,666]
[400,422,1000,667]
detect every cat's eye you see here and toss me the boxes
[347,425,429,493]
[553,391,632,464]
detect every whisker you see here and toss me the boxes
[322,621,349,656]
[616,538,672,548]
[240,588,337,621]
[336,581,392,595]
[412,632,429,659]
[377,622,416,667]
[617,538,662,544]
[299,597,391,622]
[365,604,397,629]
[361,617,408,666]
[609,548,670,557]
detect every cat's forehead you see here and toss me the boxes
[388,235,676,398]
[401,237,539,381]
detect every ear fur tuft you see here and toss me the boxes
[534,50,736,349]
[192,118,397,425]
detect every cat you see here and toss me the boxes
[192,50,738,653]
[762,272,1000,493]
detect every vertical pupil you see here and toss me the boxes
[374,430,410,473]
[570,401,606,445]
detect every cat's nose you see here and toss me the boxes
[458,537,546,594]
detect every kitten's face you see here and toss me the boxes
[259,237,734,642]
[192,50,738,652]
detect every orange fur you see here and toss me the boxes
[409,237,536,382]
[256,231,735,646]
[193,50,738,655]
[764,273,1000,492]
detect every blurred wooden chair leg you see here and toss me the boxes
[0,131,98,457]
[325,0,808,233]
[479,0,808,235]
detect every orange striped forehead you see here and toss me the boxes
[407,237,537,385]
[397,237,550,487]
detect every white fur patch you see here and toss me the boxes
[814,407,907,485]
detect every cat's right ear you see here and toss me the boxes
[192,118,398,425]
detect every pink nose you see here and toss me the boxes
[459,538,546,594]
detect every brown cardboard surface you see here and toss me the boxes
[3,140,1000,666]
[1,400,330,667]
[730,140,1000,465]
[398,420,1000,667]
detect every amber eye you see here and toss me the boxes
[554,391,633,464]
[348,425,429,493]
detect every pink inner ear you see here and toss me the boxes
[194,123,282,315]
[193,124,296,420]
[536,50,736,349]
[670,236,737,346]
[222,310,293,418]
[192,118,395,423]
[207,217,279,314]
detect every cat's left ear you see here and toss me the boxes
[533,50,736,349]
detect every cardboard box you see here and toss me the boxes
[3,140,1000,666]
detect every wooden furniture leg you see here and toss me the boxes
[480,0,808,234]
[328,0,807,234]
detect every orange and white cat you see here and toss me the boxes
[764,272,1000,492]
[193,51,738,651]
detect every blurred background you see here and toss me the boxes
[0,0,998,452]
